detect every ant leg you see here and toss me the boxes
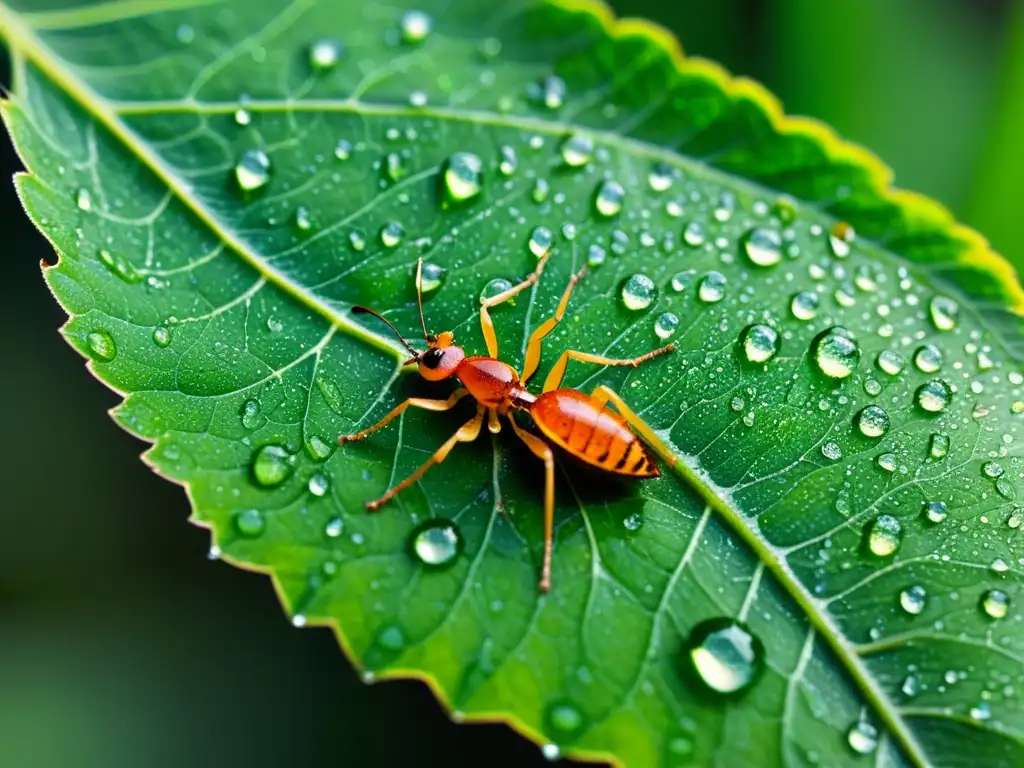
[509,417,556,593]
[479,253,552,358]
[520,265,588,385]
[589,384,677,470]
[542,344,675,393]
[365,406,485,511]
[339,388,468,444]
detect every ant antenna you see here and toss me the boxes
[352,306,420,358]
[415,258,432,342]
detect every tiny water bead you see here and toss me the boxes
[622,274,656,311]
[929,433,950,459]
[648,161,676,192]
[742,227,783,267]
[240,399,261,429]
[981,589,1010,620]
[417,262,446,294]
[790,291,819,321]
[683,221,705,247]
[856,405,890,438]
[683,618,764,697]
[900,585,927,615]
[698,271,727,303]
[828,222,856,258]
[594,180,625,217]
[308,38,344,71]
[324,516,344,538]
[294,206,312,231]
[349,231,366,251]
[863,378,882,397]
[399,9,432,43]
[234,108,252,126]
[913,344,943,373]
[305,434,334,462]
[560,134,593,167]
[741,324,779,364]
[152,326,171,347]
[916,380,952,413]
[86,329,117,362]
[670,270,696,292]
[654,312,679,340]
[334,139,353,160]
[234,149,272,192]
[922,500,948,524]
[531,178,550,203]
[98,248,141,283]
[234,508,266,537]
[308,473,329,497]
[251,444,295,487]
[814,328,860,379]
[623,512,644,531]
[876,350,905,376]
[876,453,897,472]
[822,442,843,461]
[846,720,878,755]
[867,514,902,557]
[983,461,1005,479]
[534,75,566,110]
[376,624,406,652]
[442,152,484,202]
[929,295,960,331]
[410,520,462,568]
[379,221,405,248]
[587,245,606,268]
[545,701,585,741]
[76,188,93,211]
[528,226,554,258]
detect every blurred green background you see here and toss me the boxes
[2,1,1023,766]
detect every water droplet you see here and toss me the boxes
[234,149,271,192]
[308,473,329,497]
[856,405,890,438]
[929,296,959,331]
[442,152,483,203]
[408,90,427,107]
[929,433,950,459]
[623,512,643,531]
[922,500,948,524]
[481,278,513,301]
[309,38,344,71]
[304,435,333,462]
[829,222,855,258]
[970,702,991,722]
[541,744,561,761]
[740,324,779,364]
[683,618,764,696]
[814,328,860,379]
[983,461,1004,479]
[376,624,406,651]
[528,226,553,258]
[822,442,843,461]
[621,274,656,311]
[292,614,307,628]
[399,10,432,43]
[379,221,405,248]
[294,206,312,231]
[545,701,585,740]
[790,291,819,321]
[654,312,679,340]
[698,271,727,303]
[234,508,266,537]
[76,188,92,211]
[683,221,705,247]
[417,262,446,294]
[991,558,1009,574]
[876,453,897,472]
[900,585,927,615]
[498,145,517,176]
[234,108,251,126]
[846,720,877,754]
[981,589,1009,619]
[348,231,365,251]
[876,350,905,376]
[534,75,566,110]
[334,139,353,160]
[916,380,952,413]
[384,152,405,182]
[594,180,624,217]
[241,399,261,429]
[97,249,141,283]
[251,444,294,487]
[587,244,606,267]
[152,326,171,347]
[867,514,902,557]
[560,134,593,167]
[901,675,919,697]
[648,161,676,192]
[913,344,943,373]
[410,519,462,568]
[325,516,344,538]
[531,178,550,203]
[86,329,117,362]
[730,396,745,412]
[742,227,782,267]
[670,270,695,292]
[176,24,195,44]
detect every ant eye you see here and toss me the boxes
[421,348,445,369]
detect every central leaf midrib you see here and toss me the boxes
[0,7,934,766]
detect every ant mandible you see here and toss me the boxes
[339,255,675,592]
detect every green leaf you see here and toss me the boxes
[2,1,1023,765]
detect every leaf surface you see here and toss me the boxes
[2,1,1023,765]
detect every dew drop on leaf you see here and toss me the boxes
[647,161,676,192]
[528,226,553,258]
[876,350,905,376]
[981,589,1010,620]
[234,149,271,192]
[855,405,890,438]
[294,205,312,232]
[481,278,513,301]
[922,500,948,524]
[399,10,432,43]
[234,108,251,126]
[152,326,171,348]
[533,75,566,110]
[866,514,902,557]
[308,38,344,71]
[913,344,943,373]
[621,274,656,311]
[76,188,92,211]
[982,461,1004,478]
[498,145,517,176]
[813,328,859,379]
[698,271,726,303]
[623,512,644,531]
[251,444,294,487]
[828,222,855,258]
[531,178,550,203]
[846,720,878,754]
[876,453,897,472]
[683,618,764,697]
[916,380,952,413]
[822,442,843,461]
[594,180,625,217]
[545,701,585,740]
[324,516,343,538]
[929,296,959,331]
[560,134,593,167]
[442,152,484,202]
[86,329,117,362]
[790,291,819,321]
[379,221,405,248]
[742,227,782,267]
[376,624,406,651]
[670,270,695,293]
[929,433,950,459]
[240,399,261,429]
[410,519,462,568]
[348,231,366,251]
[741,324,779,364]
[97,248,141,283]
[334,139,352,160]
[234,508,266,537]
[683,221,705,247]
[308,473,329,497]
[654,312,679,340]
[587,245,606,268]
[417,263,446,295]
[899,585,927,615]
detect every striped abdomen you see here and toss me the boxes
[530,389,659,477]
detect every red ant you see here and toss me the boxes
[340,255,675,592]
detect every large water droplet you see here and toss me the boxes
[983,461,1004,479]
[399,10,432,43]
[822,442,843,461]
[252,444,294,487]
[622,274,656,311]
[594,180,624,217]
[698,271,727,303]
[683,618,764,697]
[528,226,553,258]
[87,329,117,362]
[867,514,902,557]
[648,162,676,192]
[913,344,943,373]
[876,350,905,376]
[309,38,344,71]
[560,134,593,167]
[876,453,897,472]
[234,508,266,537]
[856,405,890,438]
[742,227,782,267]
[846,720,878,754]
[442,152,483,203]
[922,500,948,524]
[411,519,462,568]
[814,328,859,379]
[741,324,779,363]
[308,473,329,497]
[916,380,952,413]
[234,149,271,192]
[654,312,679,340]
[929,296,959,331]
[900,585,927,615]
[981,589,1009,619]
[790,291,819,321]
[379,221,405,248]
[417,262,446,294]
